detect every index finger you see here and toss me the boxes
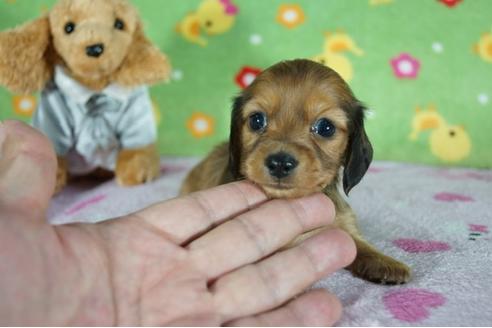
[135,181,267,244]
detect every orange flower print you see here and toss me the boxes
[276,4,305,29]
[12,95,36,117]
[187,112,215,138]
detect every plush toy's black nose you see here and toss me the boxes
[86,43,104,58]
[265,152,298,179]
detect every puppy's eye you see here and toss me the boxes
[64,22,75,34]
[249,112,267,132]
[312,118,336,138]
[114,18,125,30]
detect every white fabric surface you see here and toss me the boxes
[47,158,492,326]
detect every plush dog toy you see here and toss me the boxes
[181,59,411,284]
[0,0,170,192]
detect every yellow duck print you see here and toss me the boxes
[473,31,492,63]
[409,105,444,140]
[430,124,471,162]
[176,0,238,46]
[313,31,364,82]
[409,105,471,162]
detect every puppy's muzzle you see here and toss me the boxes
[265,152,298,179]
[86,43,105,58]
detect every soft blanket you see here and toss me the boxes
[48,158,492,326]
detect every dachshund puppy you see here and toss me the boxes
[181,59,410,284]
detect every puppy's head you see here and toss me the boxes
[229,59,372,198]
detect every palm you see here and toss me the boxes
[101,218,217,326]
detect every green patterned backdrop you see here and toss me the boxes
[1,0,491,168]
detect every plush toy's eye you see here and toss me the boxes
[64,22,75,34]
[249,112,267,132]
[114,18,125,30]
[312,118,336,138]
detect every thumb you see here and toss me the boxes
[0,120,57,219]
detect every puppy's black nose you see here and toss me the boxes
[265,152,298,179]
[86,43,104,57]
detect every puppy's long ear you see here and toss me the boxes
[0,17,54,94]
[113,21,171,87]
[228,95,245,179]
[343,103,373,195]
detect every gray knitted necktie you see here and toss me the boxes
[75,94,122,156]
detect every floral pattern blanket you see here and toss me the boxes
[48,158,492,326]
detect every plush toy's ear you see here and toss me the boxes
[113,22,171,87]
[342,103,373,195]
[228,95,245,179]
[0,17,54,94]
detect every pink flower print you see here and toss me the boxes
[368,166,385,173]
[469,224,489,233]
[439,0,462,8]
[393,239,451,253]
[220,0,238,15]
[433,192,474,202]
[64,194,107,215]
[384,289,446,323]
[390,53,421,79]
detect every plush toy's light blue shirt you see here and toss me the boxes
[33,66,157,175]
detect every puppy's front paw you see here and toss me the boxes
[346,238,411,284]
[116,146,160,186]
[348,252,411,285]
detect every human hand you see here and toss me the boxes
[0,121,356,326]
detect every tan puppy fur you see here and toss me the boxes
[181,59,410,284]
[0,0,170,192]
